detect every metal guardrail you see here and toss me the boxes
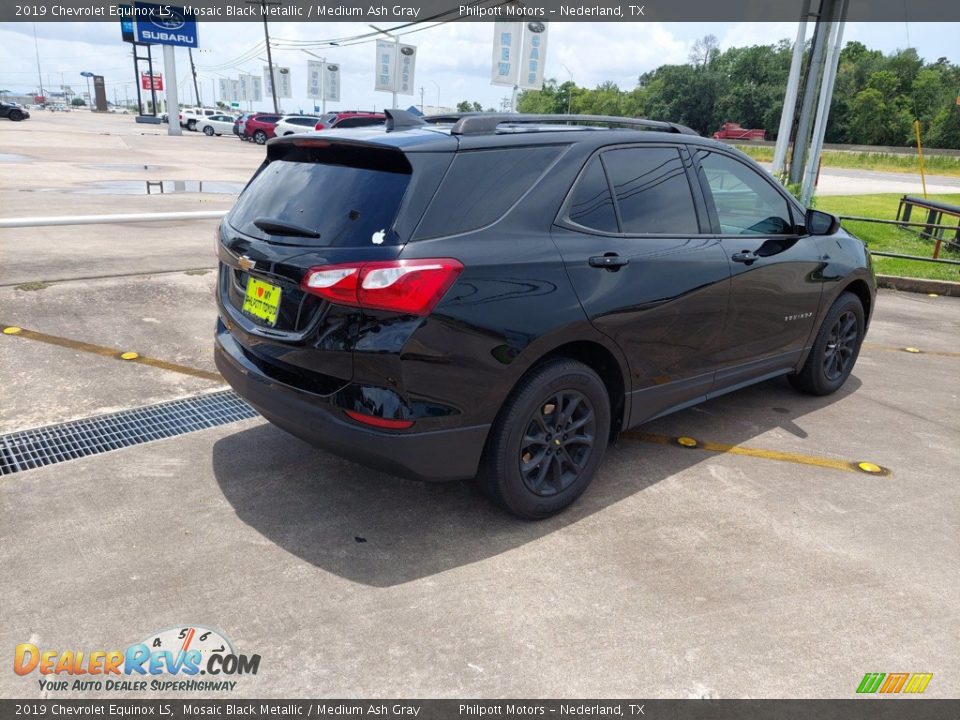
[839,214,960,266]
[0,210,226,229]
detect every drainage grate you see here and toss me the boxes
[0,390,258,476]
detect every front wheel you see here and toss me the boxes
[9,110,24,121]
[253,130,267,145]
[187,119,197,131]
[789,291,865,396]
[477,359,610,519]
[202,125,214,136]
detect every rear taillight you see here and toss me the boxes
[314,122,326,130]
[344,410,413,430]
[301,259,463,316]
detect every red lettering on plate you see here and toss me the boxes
[257,287,264,298]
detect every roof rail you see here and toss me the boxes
[422,113,698,137]
[384,108,427,132]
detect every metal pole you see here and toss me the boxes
[188,48,201,106]
[789,0,836,184]
[772,0,811,178]
[801,0,846,205]
[0,210,226,229]
[162,45,182,136]
[392,35,399,109]
[85,76,92,110]
[33,23,45,106]
[262,5,280,114]
[133,48,143,115]
[147,44,158,115]
[321,57,326,114]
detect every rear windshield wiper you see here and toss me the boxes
[252,216,321,239]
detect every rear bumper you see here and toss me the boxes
[215,327,490,483]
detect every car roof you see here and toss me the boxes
[269,111,734,155]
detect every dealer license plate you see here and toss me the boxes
[242,277,281,327]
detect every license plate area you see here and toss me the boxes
[242,276,282,327]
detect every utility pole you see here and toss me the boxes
[248,0,280,113]
[32,23,45,105]
[771,0,811,178]
[789,0,841,185]
[420,86,424,114]
[188,47,201,106]
[801,0,849,205]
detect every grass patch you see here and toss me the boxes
[733,145,960,178]
[816,193,960,282]
[15,281,52,291]
[184,269,212,276]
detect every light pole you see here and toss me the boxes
[432,80,440,114]
[369,24,398,109]
[81,71,94,111]
[301,49,327,114]
[247,0,280,113]
[561,63,574,114]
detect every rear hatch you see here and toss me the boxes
[217,138,414,391]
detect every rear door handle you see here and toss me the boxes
[731,250,759,264]
[588,255,629,269]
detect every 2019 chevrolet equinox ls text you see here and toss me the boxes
[214,110,876,519]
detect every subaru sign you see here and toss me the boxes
[134,3,199,48]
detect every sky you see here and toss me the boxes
[1,21,957,112]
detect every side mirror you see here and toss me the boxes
[805,208,840,236]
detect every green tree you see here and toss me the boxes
[71,97,86,107]
[456,100,484,113]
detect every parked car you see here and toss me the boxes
[274,115,322,136]
[0,102,30,121]
[242,113,282,144]
[180,107,218,131]
[313,111,385,131]
[198,113,239,136]
[215,110,876,519]
[233,113,251,138]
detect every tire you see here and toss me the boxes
[9,110,23,121]
[477,359,610,519]
[789,291,864,396]
[253,130,268,145]
[187,119,197,131]
[202,125,214,136]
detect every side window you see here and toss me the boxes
[696,151,794,235]
[567,157,618,233]
[601,147,699,234]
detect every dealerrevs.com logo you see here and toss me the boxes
[856,672,933,694]
[14,626,260,693]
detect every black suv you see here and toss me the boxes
[215,111,876,519]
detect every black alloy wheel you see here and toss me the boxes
[823,309,858,381]
[789,291,864,396]
[477,358,610,519]
[519,390,596,497]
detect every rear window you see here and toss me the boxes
[414,146,562,239]
[227,144,411,247]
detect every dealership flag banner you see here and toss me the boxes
[491,21,522,86]
[307,60,340,102]
[374,40,417,96]
[264,65,292,99]
[491,21,548,89]
[323,63,341,102]
[218,78,231,103]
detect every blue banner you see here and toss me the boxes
[134,3,199,48]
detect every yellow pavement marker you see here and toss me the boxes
[625,431,891,476]
[861,342,959,359]
[1,324,221,382]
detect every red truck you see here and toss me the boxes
[712,122,765,141]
